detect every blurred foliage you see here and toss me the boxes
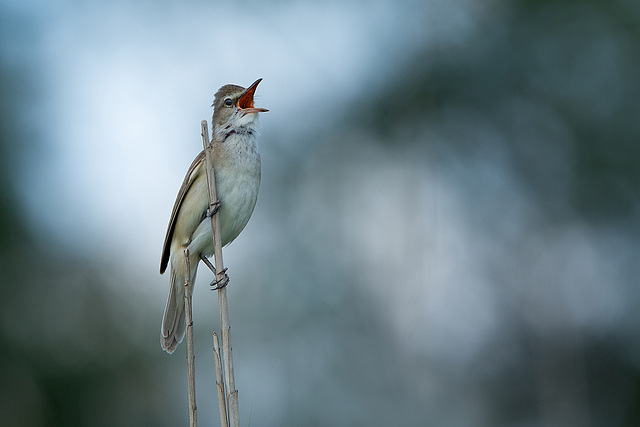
[1,0,640,426]
[358,0,640,222]
[0,17,177,427]
[347,0,640,424]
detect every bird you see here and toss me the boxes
[160,78,268,353]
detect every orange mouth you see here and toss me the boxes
[238,78,269,113]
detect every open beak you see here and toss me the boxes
[238,78,269,114]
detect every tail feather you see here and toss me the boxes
[161,258,197,353]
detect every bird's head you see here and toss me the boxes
[211,78,268,135]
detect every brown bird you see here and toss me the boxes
[160,79,268,353]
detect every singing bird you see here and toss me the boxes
[160,79,268,353]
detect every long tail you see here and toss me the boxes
[161,255,197,353]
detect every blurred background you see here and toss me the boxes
[1,0,639,425]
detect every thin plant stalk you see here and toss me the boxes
[212,332,229,427]
[201,120,240,427]
[183,249,197,427]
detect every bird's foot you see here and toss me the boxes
[206,200,221,217]
[200,254,216,274]
[210,268,229,291]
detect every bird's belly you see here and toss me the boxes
[186,155,260,259]
[217,166,261,245]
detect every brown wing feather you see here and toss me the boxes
[160,150,206,274]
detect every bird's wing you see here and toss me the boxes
[160,150,206,274]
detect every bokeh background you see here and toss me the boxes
[2,0,640,426]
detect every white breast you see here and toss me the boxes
[214,131,261,246]
[184,122,262,262]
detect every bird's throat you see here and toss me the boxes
[222,126,256,142]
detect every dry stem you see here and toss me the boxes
[184,249,197,427]
[201,120,240,427]
[212,332,229,427]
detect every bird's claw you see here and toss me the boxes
[210,268,229,291]
[206,200,221,217]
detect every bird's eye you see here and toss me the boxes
[224,98,233,107]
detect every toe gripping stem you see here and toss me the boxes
[210,269,229,291]
[200,254,229,290]
[206,200,221,218]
